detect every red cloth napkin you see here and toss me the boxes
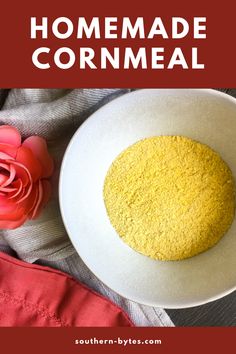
[0,251,133,327]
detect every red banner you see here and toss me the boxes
[0,0,235,87]
[0,327,236,354]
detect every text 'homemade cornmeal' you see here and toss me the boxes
[103,136,235,261]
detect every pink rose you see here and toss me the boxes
[0,125,54,229]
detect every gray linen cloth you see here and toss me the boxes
[0,88,174,327]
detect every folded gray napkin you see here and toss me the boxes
[0,88,174,327]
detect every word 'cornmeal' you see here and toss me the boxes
[103,136,235,261]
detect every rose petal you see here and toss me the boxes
[0,162,10,171]
[0,174,8,186]
[23,136,54,178]
[0,151,14,160]
[8,179,23,199]
[29,185,39,214]
[0,143,18,158]
[0,196,17,213]
[30,180,43,219]
[0,206,25,220]
[0,125,21,147]
[30,180,52,220]
[1,164,16,188]
[17,182,33,203]
[0,186,17,193]
[11,161,31,187]
[0,215,27,229]
[0,163,16,188]
[8,162,33,203]
[0,198,27,229]
[19,183,38,215]
[21,181,41,219]
[16,146,42,182]
[13,186,26,203]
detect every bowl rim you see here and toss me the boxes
[59,88,236,309]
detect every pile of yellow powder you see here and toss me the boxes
[103,136,235,261]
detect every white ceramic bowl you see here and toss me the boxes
[59,89,236,308]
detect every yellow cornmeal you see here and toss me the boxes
[103,136,235,261]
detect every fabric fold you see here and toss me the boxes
[0,251,133,327]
